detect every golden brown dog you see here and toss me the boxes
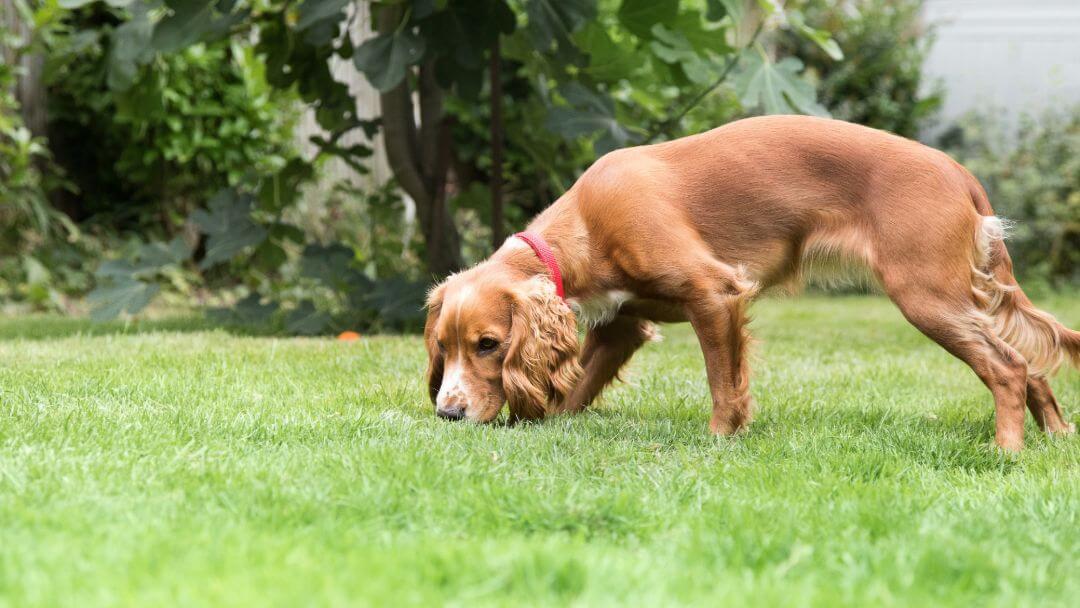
[424,115,1079,450]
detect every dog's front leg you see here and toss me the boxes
[558,316,658,414]
[685,284,756,435]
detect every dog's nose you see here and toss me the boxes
[436,405,465,421]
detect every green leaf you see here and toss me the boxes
[153,1,248,53]
[300,243,364,290]
[131,237,191,274]
[419,0,513,98]
[617,0,678,40]
[732,50,828,116]
[60,0,134,6]
[524,0,595,63]
[353,30,426,92]
[268,222,306,245]
[576,23,637,83]
[107,3,154,91]
[258,158,315,212]
[671,8,730,55]
[286,300,333,335]
[420,0,514,70]
[233,294,279,324]
[296,0,349,30]
[152,1,213,52]
[787,10,843,61]
[87,277,160,321]
[362,278,429,328]
[706,0,744,23]
[190,190,268,269]
[259,17,296,88]
[545,83,637,155]
[207,294,279,326]
[649,24,714,85]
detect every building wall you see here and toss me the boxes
[295,3,392,193]
[922,0,1080,133]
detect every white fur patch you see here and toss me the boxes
[500,236,530,252]
[436,359,469,410]
[568,290,633,328]
[974,215,1012,270]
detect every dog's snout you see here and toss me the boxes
[436,405,465,421]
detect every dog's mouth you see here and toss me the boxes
[436,403,503,424]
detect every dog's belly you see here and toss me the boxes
[621,298,688,323]
[569,291,688,326]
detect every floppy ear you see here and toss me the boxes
[502,277,582,422]
[424,283,446,405]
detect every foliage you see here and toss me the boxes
[777,0,941,138]
[17,0,842,329]
[44,6,299,229]
[354,0,838,277]
[2,296,1079,604]
[0,11,79,311]
[0,58,55,250]
[940,107,1080,288]
[413,0,849,270]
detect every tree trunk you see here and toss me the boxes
[374,5,463,279]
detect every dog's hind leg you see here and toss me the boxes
[1026,376,1075,435]
[559,316,658,413]
[873,209,1037,450]
[881,279,1030,451]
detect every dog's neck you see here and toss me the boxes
[491,192,599,298]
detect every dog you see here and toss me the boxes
[423,115,1079,450]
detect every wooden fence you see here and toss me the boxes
[1,0,47,136]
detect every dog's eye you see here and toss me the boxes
[436,340,446,353]
[477,337,499,354]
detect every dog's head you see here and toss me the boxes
[424,267,581,423]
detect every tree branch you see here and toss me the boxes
[489,35,505,249]
[642,22,765,145]
[417,60,444,186]
[375,5,427,207]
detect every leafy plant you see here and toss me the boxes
[44,6,300,230]
[776,0,942,138]
[941,107,1080,288]
[30,0,843,329]
[0,10,80,311]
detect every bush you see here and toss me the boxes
[4,6,308,315]
[0,23,80,310]
[940,108,1080,288]
[778,0,942,138]
[44,7,299,234]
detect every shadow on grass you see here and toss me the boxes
[0,314,282,341]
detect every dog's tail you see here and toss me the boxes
[968,177,1080,376]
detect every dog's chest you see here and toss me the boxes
[568,290,633,327]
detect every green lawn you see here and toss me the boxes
[1,295,1078,607]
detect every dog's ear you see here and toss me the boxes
[502,277,581,422]
[424,282,447,405]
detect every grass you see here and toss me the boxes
[1,294,1078,607]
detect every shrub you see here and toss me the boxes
[0,22,80,310]
[940,108,1080,288]
[778,0,942,138]
[44,8,299,234]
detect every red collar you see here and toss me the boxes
[514,231,565,300]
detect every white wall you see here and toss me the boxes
[295,3,391,190]
[922,0,1080,135]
